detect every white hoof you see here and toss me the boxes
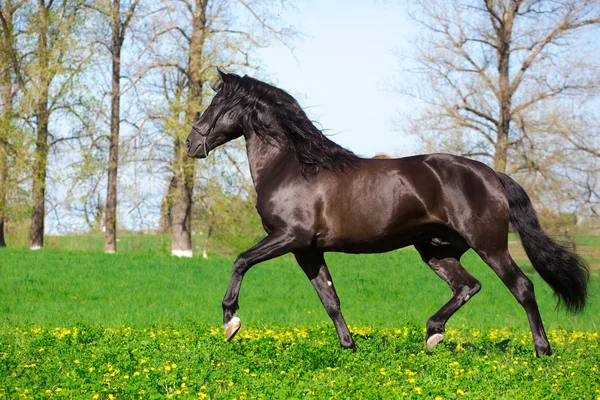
[224,317,241,341]
[427,333,444,351]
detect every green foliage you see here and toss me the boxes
[537,208,578,237]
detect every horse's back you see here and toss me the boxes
[313,153,509,252]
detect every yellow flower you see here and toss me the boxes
[435,397,443,400]
[414,387,422,394]
[89,367,95,372]
[457,389,465,395]
[93,395,99,399]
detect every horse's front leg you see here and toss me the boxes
[222,232,299,340]
[295,252,356,350]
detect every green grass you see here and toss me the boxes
[0,248,598,330]
[0,244,599,399]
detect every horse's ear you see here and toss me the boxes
[217,68,228,81]
[209,69,226,92]
[209,76,223,93]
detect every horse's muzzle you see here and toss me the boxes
[186,137,209,159]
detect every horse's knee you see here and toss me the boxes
[232,256,248,274]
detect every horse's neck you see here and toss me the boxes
[245,132,297,189]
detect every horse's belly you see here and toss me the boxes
[323,238,414,254]
[317,225,423,254]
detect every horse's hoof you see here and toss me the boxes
[536,346,553,357]
[224,317,241,341]
[426,333,444,351]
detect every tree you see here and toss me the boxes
[3,0,92,249]
[398,0,600,179]
[0,15,10,247]
[0,0,23,247]
[86,0,140,253]
[140,0,294,257]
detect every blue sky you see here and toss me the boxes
[257,0,419,158]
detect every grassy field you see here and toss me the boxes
[0,241,599,398]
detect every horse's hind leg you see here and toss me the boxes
[415,243,481,351]
[295,252,355,350]
[476,249,552,356]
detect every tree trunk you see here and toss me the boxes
[159,179,175,233]
[30,1,50,250]
[0,146,6,247]
[0,2,14,248]
[493,4,516,174]
[30,110,49,250]
[171,0,207,257]
[0,74,9,249]
[0,113,8,249]
[104,0,122,254]
[171,143,195,257]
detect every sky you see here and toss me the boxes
[256,0,420,158]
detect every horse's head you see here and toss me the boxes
[186,70,244,159]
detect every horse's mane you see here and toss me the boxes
[221,73,360,176]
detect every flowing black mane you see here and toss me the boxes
[221,73,360,176]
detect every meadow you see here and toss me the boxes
[0,236,599,398]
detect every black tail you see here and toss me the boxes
[497,172,589,313]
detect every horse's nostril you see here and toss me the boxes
[185,140,190,149]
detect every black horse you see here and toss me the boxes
[186,70,589,356]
